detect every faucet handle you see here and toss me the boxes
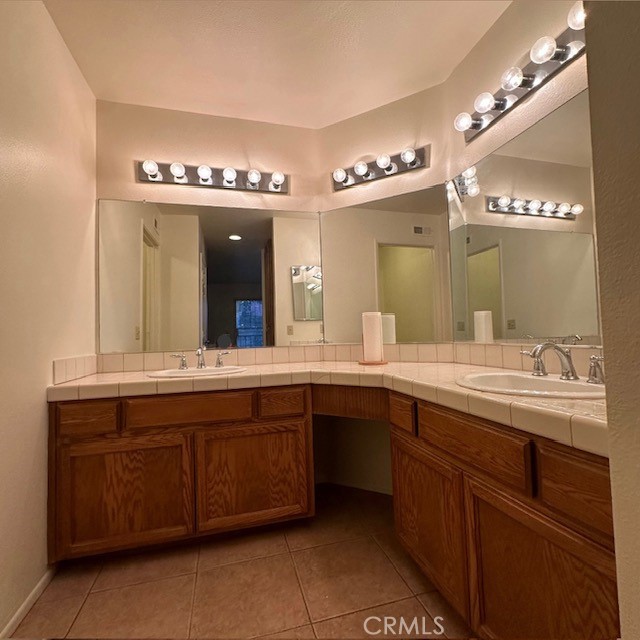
[590,355,605,362]
[520,350,532,357]
[588,355,605,384]
[170,353,188,370]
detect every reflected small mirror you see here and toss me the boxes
[449,90,600,345]
[291,266,323,321]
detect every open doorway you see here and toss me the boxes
[466,245,503,339]
[377,245,436,343]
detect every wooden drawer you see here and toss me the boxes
[537,442,614,540]
[389,392,416,434]
[419,403,533,496]
[57,400,119,438]
[123,391,254,429]
[259,386,306,419]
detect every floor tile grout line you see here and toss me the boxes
[311,594,421,627]
[287,531,373,555]
[87,568,198,594]
[64,563,104,639]
[196,550,292,578]
[187,545,201,639]
[287,544,317,638]
[370,533,437,598]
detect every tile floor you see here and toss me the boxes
[13,484,472,639]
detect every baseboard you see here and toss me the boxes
[0,567,56,638]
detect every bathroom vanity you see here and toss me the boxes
[47,378,619,640]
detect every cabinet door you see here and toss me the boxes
[465,477,620,640]
[391,429,469,620]
[196,420,313,532]
[56,434,194,559]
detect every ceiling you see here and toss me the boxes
[44,0,510,129]
[495,91,592,168]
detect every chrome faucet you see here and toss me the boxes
[587,355,605,384]
[525,342,579,380]
[215,351,230,368]
[170,353,188,370]
[195,346,207,369]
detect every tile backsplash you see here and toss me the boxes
[53,342,603,384]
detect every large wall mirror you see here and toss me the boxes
[320,186,452,344]
[449,90,601,345]
[98,201,321,353]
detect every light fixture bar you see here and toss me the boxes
[136,162,289,194]
[486,195,583,220]
[332,146,430,191]
[460,24,585,143]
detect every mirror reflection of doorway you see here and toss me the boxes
[467,245,503,339]
[142,228,160,351]
[377,245,436,342]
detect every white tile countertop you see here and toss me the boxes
[47,361,609,458]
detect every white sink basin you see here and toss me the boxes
[147,366,247,378]
[457,372,605,399]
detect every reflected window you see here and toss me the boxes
[235,300,263,348]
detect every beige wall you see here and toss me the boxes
[99,200,162,352]
[321,202,450,343]
[272,217,322,346]
[0,1,96,633]
[585,3,640,638]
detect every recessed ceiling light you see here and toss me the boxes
[229,234,242,241]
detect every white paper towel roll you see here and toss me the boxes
[474,310,494,343]
[362,312,384,362]
[381,313,397,344]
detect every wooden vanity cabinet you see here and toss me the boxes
[391,428,469,620]
[465,477,619,640]
[49,386,313,561]
[390,400,619,640]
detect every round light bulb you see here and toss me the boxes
[528,199,542,212]
[197,165,212,180]
[558,202,572,214]
[271,171,285,186]
[247,169,261,184]
[543,201,557,213]
[467,184,480,197]
[228,235,242,241]
[462,166,476,179]
[354,161,369,177]
[454,112,473,132]
[571,203,584,215]
[142,160,159,176]
[169,162,186,178]
[400,148,416,164]
[530,36,558,64]
[474,92,497,114]
[513,198,526,210]
[333,168,347,183]
[501,66,524,91]
[498,195,511,208]
[376,154,391,170]
[567,1,586,30]
[222,167,237,182]
[464,176,478,187]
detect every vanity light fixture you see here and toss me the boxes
[454,2,586,143]
[331,146,429,191]
[137,161,289,194]
[453,166,481,199]
[487,195,583,220]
